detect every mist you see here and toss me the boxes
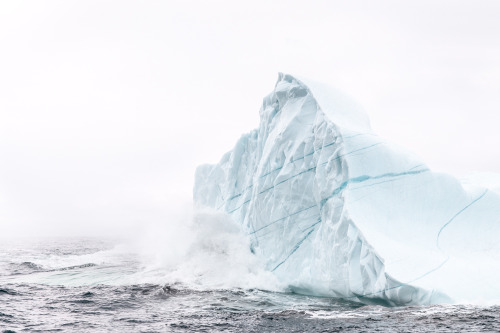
[1,0,500,238]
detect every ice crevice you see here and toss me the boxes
[224,142,386,213]
[435,189,489,250]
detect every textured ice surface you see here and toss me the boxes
[194,73,500,306]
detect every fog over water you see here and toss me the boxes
[1,0,500,238]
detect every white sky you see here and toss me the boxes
[1,0,499,237]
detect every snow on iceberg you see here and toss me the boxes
[194,73,500,306]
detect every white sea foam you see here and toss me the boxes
[129,206,284,291]
[1,205,283,293]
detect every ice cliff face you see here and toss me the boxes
[194,73,500,306]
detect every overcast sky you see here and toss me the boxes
[1,0,499,237]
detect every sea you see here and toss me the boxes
[1,226,499,332]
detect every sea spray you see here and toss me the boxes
[131,206,283,291]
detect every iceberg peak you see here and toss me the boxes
[271,72,371,133]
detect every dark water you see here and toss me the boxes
[1,238,499,332]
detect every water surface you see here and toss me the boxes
[1,238,497,332]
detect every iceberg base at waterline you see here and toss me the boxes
[194,73,500,306]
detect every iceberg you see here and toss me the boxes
[194,73,500,306]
